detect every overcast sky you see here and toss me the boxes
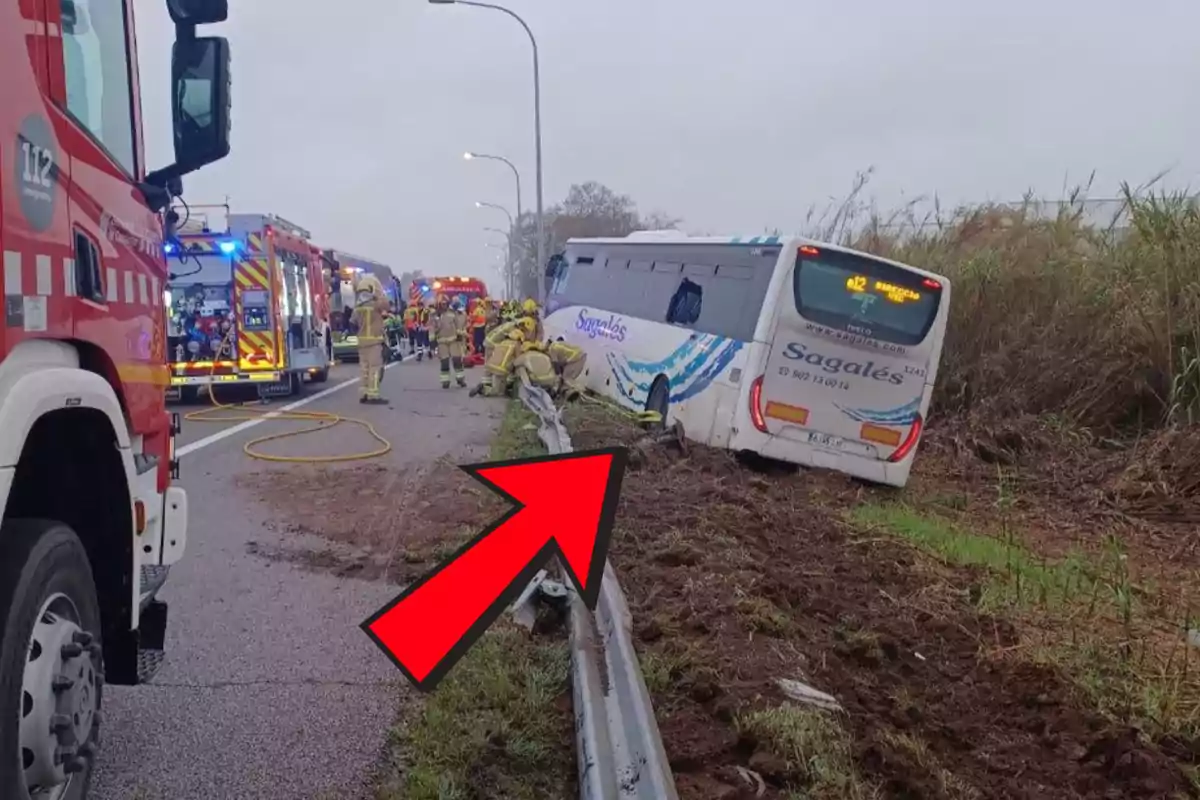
[135,0,1199,285]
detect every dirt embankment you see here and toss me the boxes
[566,403,1200,800]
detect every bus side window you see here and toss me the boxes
[666,278,702,326]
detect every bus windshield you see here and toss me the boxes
[792,247,941,347]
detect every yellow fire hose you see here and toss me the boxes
[181,327,393,463]
[575,390,663,425]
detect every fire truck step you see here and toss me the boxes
[259,380,295,398]
[137,649,166,683]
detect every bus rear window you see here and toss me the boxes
[792,247,941,346]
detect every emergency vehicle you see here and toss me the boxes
[429,275,488,306]
[165,209,332,400]
[324,250,395,363]
[1,0,231,797]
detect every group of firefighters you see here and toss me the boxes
[346,274,586,403]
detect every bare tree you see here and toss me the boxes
[508,181,682,299]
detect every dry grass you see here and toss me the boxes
[807,173,1200,434]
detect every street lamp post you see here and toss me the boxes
[465,151,523,297]
[483,226,513,299]
[464,152,522,232]
[477,202,515,298]
[431,0,545,305]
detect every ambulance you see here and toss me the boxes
[323,249,395,363]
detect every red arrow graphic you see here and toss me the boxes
[361,446,628,691]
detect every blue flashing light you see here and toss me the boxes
[218,241,237,255]
[164,243,175,254]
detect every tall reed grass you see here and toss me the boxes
[804,171,1200,432]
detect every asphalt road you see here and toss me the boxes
[92,359,506,799]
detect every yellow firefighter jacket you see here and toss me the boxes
[431,308,462,344]
[548,341,584,368]
[485,319,520,349]
[513,347,557,388]
[351,300,387,343]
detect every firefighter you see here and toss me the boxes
[548,339,587,397]
[470,325,525,397]
[512,337,558,391]
[470,298,488,357]
[422,302,436,359]
[521,297,545,342]
[484,312,521,355]
[350,274,389,403]
[484,296,500,330]
[404,300,421,357]
[431,295,468,388]
[384,306,405,361]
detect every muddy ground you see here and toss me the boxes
[239,459,506,583]
[565,403,1200,800]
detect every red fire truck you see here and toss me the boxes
[165,208,332,400]
[1,1,231,797]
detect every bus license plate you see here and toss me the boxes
[807,431,844,450]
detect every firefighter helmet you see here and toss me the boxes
[518,316,537,334]
[521,298,539,315]
[355,274,384,304]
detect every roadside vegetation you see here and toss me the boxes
[556,184,1200,799]
[376,400,575,800]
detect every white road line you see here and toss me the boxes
[176,356,416,458]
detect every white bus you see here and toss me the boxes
[542,233,951,487]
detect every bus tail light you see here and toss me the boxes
[886,414,924,463]
[749,375,768,432]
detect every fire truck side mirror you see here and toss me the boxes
[166,0,228,25]
[144,36,231,190]
[171,36,231,172]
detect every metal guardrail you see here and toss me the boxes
[516,379,679,800]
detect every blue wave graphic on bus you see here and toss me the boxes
[623,336,703,373]
[836,397,922,425]
[607,335,743,406]
[608,338,722,399]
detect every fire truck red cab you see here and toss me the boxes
[1,0,232,796]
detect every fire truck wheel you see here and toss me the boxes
[310,368,329,384]
[0,520,102,800]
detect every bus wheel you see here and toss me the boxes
[643,377,669,432]
[0,520,102,800]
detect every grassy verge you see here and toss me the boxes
[848,501,1200,742]
[376,400,575,800]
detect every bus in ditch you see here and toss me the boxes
[542,232,951,487]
